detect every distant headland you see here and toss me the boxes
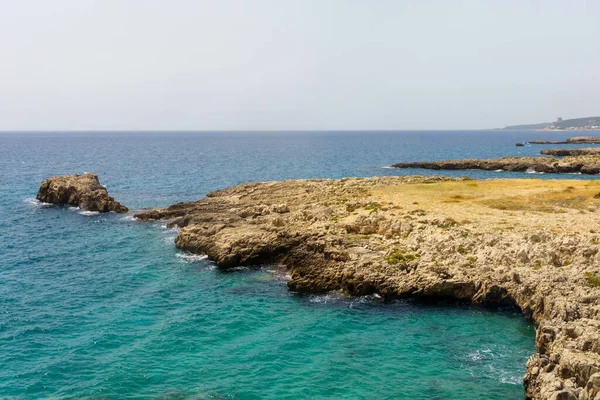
[500,116,600,131]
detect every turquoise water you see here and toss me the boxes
[2,130,581,399]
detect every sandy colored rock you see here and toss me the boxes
[37,173,128,213]
[134,176,600,399]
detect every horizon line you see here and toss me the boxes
[0,128,504,133]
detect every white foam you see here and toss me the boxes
[525,168,544,174]
[23,197,51,208]
[163,235,176,244]
[175,253,208,262]
[79,210,100,216]
[499,374,522,385]
[161,224,179,232]
[466,349,493,362]
[120,215,135,221]
[494,169,504,172]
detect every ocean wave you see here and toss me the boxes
[120,214,135,221]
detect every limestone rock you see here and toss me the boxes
[134,176,600,399]
[37,173,128,213]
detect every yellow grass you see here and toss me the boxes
[370,179,600,233]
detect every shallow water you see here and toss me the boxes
[1,130,581,399]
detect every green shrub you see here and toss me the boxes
[584,272,600,287]
[385,249,420,265]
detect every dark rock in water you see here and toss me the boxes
[516,142,525,147]
[541,148,600,157]
[390,156,600,174]
[37,173,128,213]
[529,136,600,145]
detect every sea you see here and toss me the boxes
[1,130,592,399]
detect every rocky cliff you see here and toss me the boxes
[135,176,600,400]
[37,173,128,213]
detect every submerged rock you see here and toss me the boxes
[37,173,128,213]
[135,176,600,399]
[390,156,600,174]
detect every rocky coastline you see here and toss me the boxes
[133,176,600,400]
[37,173,128,213]
[528,137,600,145]
[391,156,600,174]
[541,149,600,157]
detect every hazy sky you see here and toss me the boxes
[1,0,598,130]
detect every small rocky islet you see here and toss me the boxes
[37,173,128,213]
[38,171,600,400]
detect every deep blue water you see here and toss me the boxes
[1,130,588,399]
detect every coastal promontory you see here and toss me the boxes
[391,156,600,174]
[37,173,128,213]
[541,148,600,157]
[134,176,600,400]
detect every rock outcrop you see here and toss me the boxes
[391,156,600,174]
[529,137,600,145]
[37,173,128,213]
[541,148,600,157]
[134,176,600,400]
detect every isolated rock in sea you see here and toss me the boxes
[37,173,128,213]
[134,176,600,399]
[516,142,526,146]
[390,156,600,174]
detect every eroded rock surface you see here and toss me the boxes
[37,173,128,213]
[135,176,600,399]
[391,156,600,174]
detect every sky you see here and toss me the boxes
[0,0,598,131]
